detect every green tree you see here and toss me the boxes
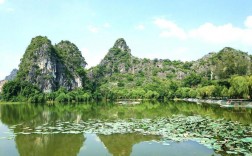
[221,87,229,98]
[228,76,249,98]
[145,90,159,99]
[183,73,201,87]
[83,92,92,101]
[247,76,252,99]
[2,80,42,102]
[55,93,69,103]
[188,89,197,98]
[197,85,216,98]
[175,87,190,98]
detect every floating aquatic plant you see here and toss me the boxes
[3,115,252,155]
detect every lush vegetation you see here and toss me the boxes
[211,47,251,79]
[16,36,54,81]
[85,45,252,101]
[2,74,252,103]
[1,81,92,103]
[1,80,44,103]
[1,37,252,103]
[89,73,252,100]
[55,40,88,88]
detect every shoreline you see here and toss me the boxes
[178,98,252,108]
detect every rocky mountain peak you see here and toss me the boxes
[221,47,235,52]
[5,69,18,81]
[113,38,131,52]
[55,40,87,69]
[15,36,87,93]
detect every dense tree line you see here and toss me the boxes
[2,73,252,103]
[1,80,44,103]
[94,74,252,100]
[0,80,92,103]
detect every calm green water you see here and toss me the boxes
[0,101,251,156]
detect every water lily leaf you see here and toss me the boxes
[7,137,14,140]
[0,137,6,140]
[20,132,31,135]
[241,137,252,143]
[162,142,170,146]
[226,151,238,154]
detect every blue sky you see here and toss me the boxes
[1,0,252,80]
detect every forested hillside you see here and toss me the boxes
[87,39,252,100]
[1,36,252,103]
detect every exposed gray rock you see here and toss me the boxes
[89,38,192,82]
[5,69,18,81]
[113,38,131,53]
[17,36,87,93]
[191,52,216,78]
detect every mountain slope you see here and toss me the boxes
[86,38,252,100]
[2,36,252,101]
[88,38,192,81]
[87,38,194,99]
[16,36,87,93]
[5,69,18,81]
[191,47,252,79]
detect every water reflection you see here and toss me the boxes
[98,134,159,156]
[0,101,251,126]
[132,140,219,156]
[16,134,84,156]
[0,101,251,156]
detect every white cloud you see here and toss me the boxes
[242,29,252,44]
[154,16,252,45]
[135,24,145,30]
[154,18,187,40]
[0,0,5,5]
[245,16,252,28]
[103,23,110,28]
[188,23,243,44]
[88,25,99,33]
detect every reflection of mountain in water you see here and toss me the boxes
[0,104,85,128]
[98,134,159,156]
[0,102,251,156]
[0,102,252,127]
[15,134,85,156]
[0,104,86,156]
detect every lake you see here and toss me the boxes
[0,101,251,156]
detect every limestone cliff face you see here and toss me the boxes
[113,38,131,52]
[16,36,86,93]
[5,69,18,81]
[17,36,57,92]
[99,38,132,75]
[89,38,189,80]
[55,40,87,89]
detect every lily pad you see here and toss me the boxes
[241,137,252,143]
